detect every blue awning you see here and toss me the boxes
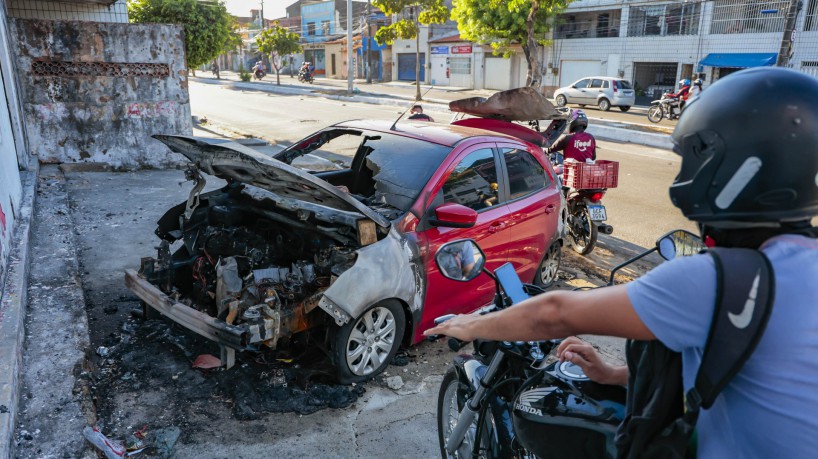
[699,53,777,68]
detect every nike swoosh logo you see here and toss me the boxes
[729,271,761,329]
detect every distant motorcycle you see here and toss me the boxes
[253,68,266,81]
[647,92,681,123]
[298,69,314,84]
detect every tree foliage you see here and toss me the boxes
[256,23,302,85]
[451,0,570,86]
[128,0,234,71]
[372,0,448,45]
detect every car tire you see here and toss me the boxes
[534,242,561,288]
[598,98,611,112]
[334,300,405,384]
[555,94,567,107]
[619,106,631,112]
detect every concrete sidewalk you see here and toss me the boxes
[191,71,674,151]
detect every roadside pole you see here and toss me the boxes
[347,0,354,94]
[776,0,802,67]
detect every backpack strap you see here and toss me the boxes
[684,248,775,413]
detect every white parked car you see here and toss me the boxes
[553,77,636,112]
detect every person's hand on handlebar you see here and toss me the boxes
[557,337,628,386]
[423,314,480,342]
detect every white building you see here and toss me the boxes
[544,0,818,104]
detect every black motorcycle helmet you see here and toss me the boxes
[568,110,588,133]
[669,68,818,227]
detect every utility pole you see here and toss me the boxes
[413,7,421,101]
[776,0,802,67]
[347,0,354,94]
[259,0,264,29]
[366,0,372,84]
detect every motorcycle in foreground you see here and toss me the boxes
[647,92,681,123]
[431,230,705,458]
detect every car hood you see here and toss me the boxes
[153,135,391,228]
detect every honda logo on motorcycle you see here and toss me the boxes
[514,387,556,417]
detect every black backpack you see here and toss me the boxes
[615,247,776,459]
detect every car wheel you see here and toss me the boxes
[619,106,631,112]
[334,300,405,383]
[598,98,611,112]
[534,242,561,288]
[555,94,567,107]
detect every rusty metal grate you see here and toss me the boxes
[31,60,171,78]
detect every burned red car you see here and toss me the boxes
[127,98,565,382]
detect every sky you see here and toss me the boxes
[222,0,287,20]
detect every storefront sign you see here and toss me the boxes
[451,45,472,54]
[431,46,449,54]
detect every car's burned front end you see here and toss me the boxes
[125,135,395,367]
[126,132,450,375]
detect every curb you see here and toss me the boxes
[587,124,674,150]
[0,167,38,459]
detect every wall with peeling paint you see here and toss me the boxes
[9,19,191,169]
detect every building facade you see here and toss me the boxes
[545,0,818,103]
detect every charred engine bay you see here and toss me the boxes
[142,182,370,349]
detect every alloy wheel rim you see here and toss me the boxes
[540,245,560,283]
[346,306,396,376]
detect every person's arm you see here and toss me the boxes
[557,337,628,385]
[423,285,655,342]
[547,133,572,155]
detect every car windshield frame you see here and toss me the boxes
[278,127,454,213]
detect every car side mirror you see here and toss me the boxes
[429,203,478,228]
[435,239,486,282]
[656,230,705,260]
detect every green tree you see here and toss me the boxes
[452,0,570,87]
[256,22,303,86]
[128,0,234,75]
[373,0,448,99]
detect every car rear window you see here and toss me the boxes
[617,80,633,89]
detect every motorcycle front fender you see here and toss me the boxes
[453,355,486,393]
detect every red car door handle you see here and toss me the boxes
[488,222,506,233]
[545,204,556,214]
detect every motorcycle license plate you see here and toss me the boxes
[588,205,607,221]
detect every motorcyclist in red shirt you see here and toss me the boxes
[544,110,596,162]
[667,78,691,119]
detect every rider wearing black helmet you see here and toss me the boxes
[545,109,596,162]
[426,67,818,458]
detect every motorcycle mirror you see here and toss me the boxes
[435,239,486,282]
[656,229,705,261]
[608,229,704,285]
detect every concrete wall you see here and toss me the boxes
[9,19,191,169]
[7,0,128,23]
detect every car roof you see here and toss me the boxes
[332,119,527,148]
[577,76,628,81]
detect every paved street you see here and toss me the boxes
[193,71,680,132]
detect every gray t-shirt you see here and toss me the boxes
[627,235,818,458]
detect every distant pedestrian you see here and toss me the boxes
[408,105,434,122]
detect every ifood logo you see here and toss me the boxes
[574,139,593,152]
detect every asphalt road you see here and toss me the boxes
[189,80,695,250]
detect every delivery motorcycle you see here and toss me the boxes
[549,153,617,256]
[430,230,705,459]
